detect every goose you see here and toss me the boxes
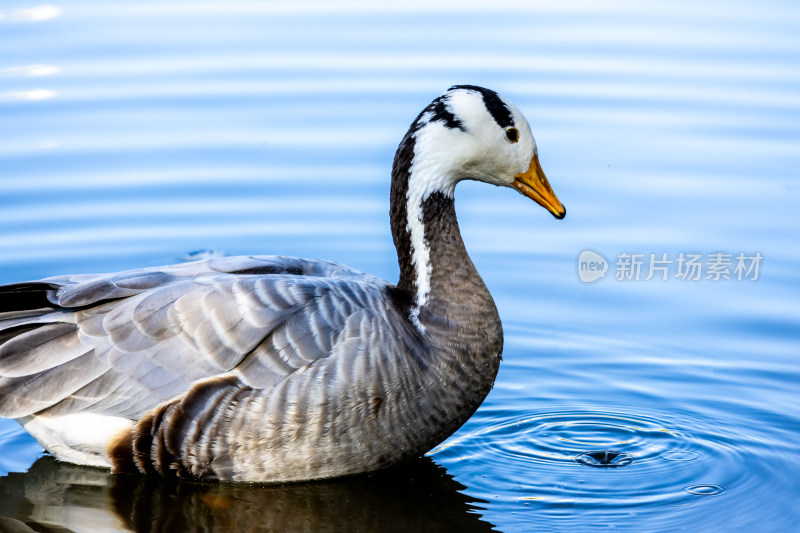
[0,85,565,483]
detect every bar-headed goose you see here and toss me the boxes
[0,85,565,483]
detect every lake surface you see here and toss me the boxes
[1,1,799,531]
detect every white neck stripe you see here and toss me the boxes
[405,123,459,334]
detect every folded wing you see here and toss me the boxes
[0,256,404,422]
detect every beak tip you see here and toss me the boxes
[552,205,566,220]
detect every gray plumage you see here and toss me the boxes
[0,86,564,482]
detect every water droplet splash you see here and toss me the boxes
[576,450,634,468]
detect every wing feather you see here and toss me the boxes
[56,272,177,307]
[0,322,88,377]
[0,349,109,417]
[0,256,407,424]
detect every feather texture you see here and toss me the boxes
[0,256,442,481]
[1,256,401,418]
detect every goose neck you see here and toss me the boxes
[390,132,494,336]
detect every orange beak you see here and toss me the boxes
[512,153,566,219]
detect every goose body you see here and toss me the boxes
[0,86,564,483]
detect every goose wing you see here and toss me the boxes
[0,255,411,420]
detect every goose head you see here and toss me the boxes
[391,86,566,325]
[403,84,565,219]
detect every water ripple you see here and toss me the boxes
[430,405,763,526]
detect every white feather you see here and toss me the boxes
[22,413,133,468]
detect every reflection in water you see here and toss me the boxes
[5,5,63,22]
[0,456,496,532]
[2,65,61,77]
[0,89,57,102]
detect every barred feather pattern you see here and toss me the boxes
[0,251,500,482]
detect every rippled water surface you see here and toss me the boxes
[1,1,799,531]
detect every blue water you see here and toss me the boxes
[1,1,799,531]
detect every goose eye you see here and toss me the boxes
[505,127,519,143]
